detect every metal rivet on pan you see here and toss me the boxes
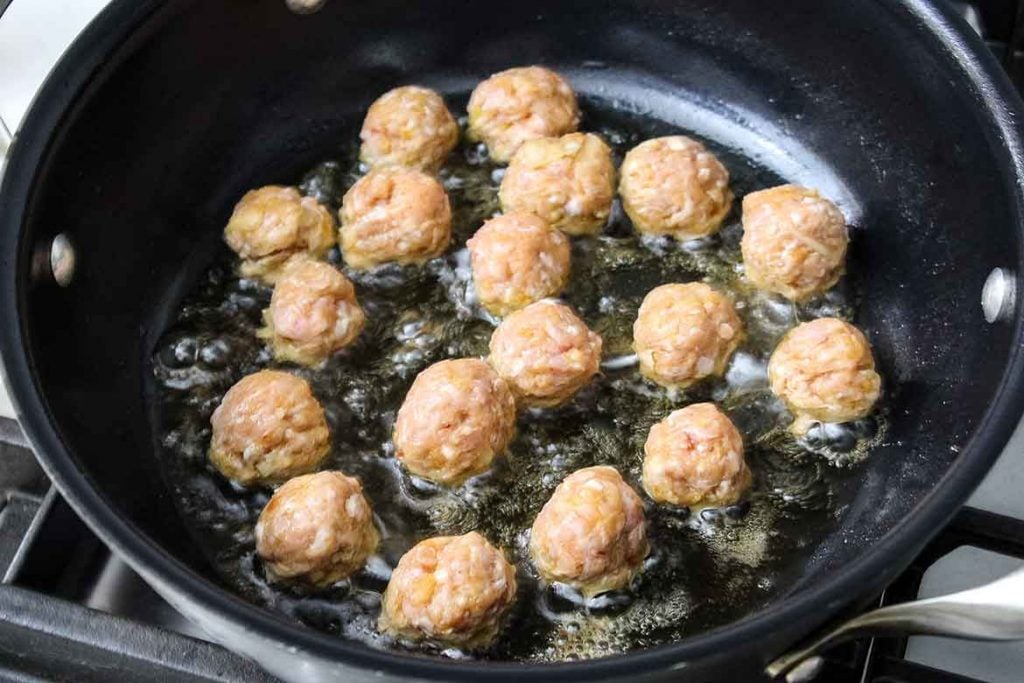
[784,656,823,683]
[285,0,326,14]
[982,267,1016,323]
[49,233,76,287]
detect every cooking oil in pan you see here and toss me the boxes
[151,100,887,661]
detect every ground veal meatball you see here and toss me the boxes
[261,259,365,366]
[209,370,330,486]
[498,132,615,236]
[633,283,744,389]
[488,300,602,407]
[619,136,732,240]
[359,86,459,171]
[339,167,452,269]
[467,66,580,163]
[643,403,751,508]
[379,532,517,648]
[768,317,881,434]
[741,184,848,301]
[467,213,571,316]
[255,471,379,586]
[529,466,648,596]
[393,359,517,486]
[223,186,336,282]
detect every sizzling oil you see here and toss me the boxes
[151,100,887,662]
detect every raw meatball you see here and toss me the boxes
[260,259,365,367]
[224,186,336,283]
[467,212,571,316]
[467,66,580,163]
[741,184,848,301]
[393,359,517,486]
[499,132,615,236]
[643,403,751,508]
[768,317,881,434]
[488,300,602,407]
[633,283,744,389]
[619,136,732,240]
[339,167,452,269]
[379,532,517,648]
[359,85,459,171]
[255,471,379,586]
[529,466,649,596]
[209,370,330,486]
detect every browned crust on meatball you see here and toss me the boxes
[224,186,336,283]
[529,466,649,596]
[467,66,580,163]
[359,85,459,171]
[393,358,518,486]
[259,258,365,367]
[768,317,881,433]
[255,471,379,586]
[740,184,848,301]
[339,167,452,270]
[643,403,751,508]
[209,370,330,486]
[499,132,616,236]
[632,282,744,389]
[467,212,571,316]
[379,532,517,648]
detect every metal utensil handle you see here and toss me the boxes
[766,566,1024,681]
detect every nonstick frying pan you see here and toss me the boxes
[3,0,1024,680]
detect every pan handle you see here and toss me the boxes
[765,566,1024,681]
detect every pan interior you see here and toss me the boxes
[10,0,1022,670]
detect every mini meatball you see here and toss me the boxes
[467,66,580,163]
[619,136,732,240]
[498,133,616,236]
[255,471,379,586]
[633,283,744,389]
[529,466,649,596]
[359,86,459,171]
[643,403,751,508]
[379,532,517,648]
[741,184,848,301]
[209,370,330,486]
[223,186,335,283]
[467,213,571,316]
[488,300,602,407]
[393,359,517,486]
[768,317,881,434]
[260,259,365,367]
[339,167,452,269]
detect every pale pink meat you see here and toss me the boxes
[359,85,459,171]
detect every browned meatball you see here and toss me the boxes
[529,466,649,596]
[643,403,751,508]
[208,370,329,486]
[768,317,881,434]
[339,167,452,269]
[619,136,732,240]
[633,283,744,389]
[498,132,616,236]
[467,66,580,163]
[393,359,517,486]
[488,300,602,407]
[255,471,379,586]
[359,85,459,171]
[741,184,848,301]
[467,213,571,316]
[223,186,336,283]
[379,532,517,648]
[260,259,364,367]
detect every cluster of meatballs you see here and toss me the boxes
[208,66,882,649]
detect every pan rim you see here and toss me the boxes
[3,0,1024,678]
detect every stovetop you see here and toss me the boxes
[2,1,1024,681]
